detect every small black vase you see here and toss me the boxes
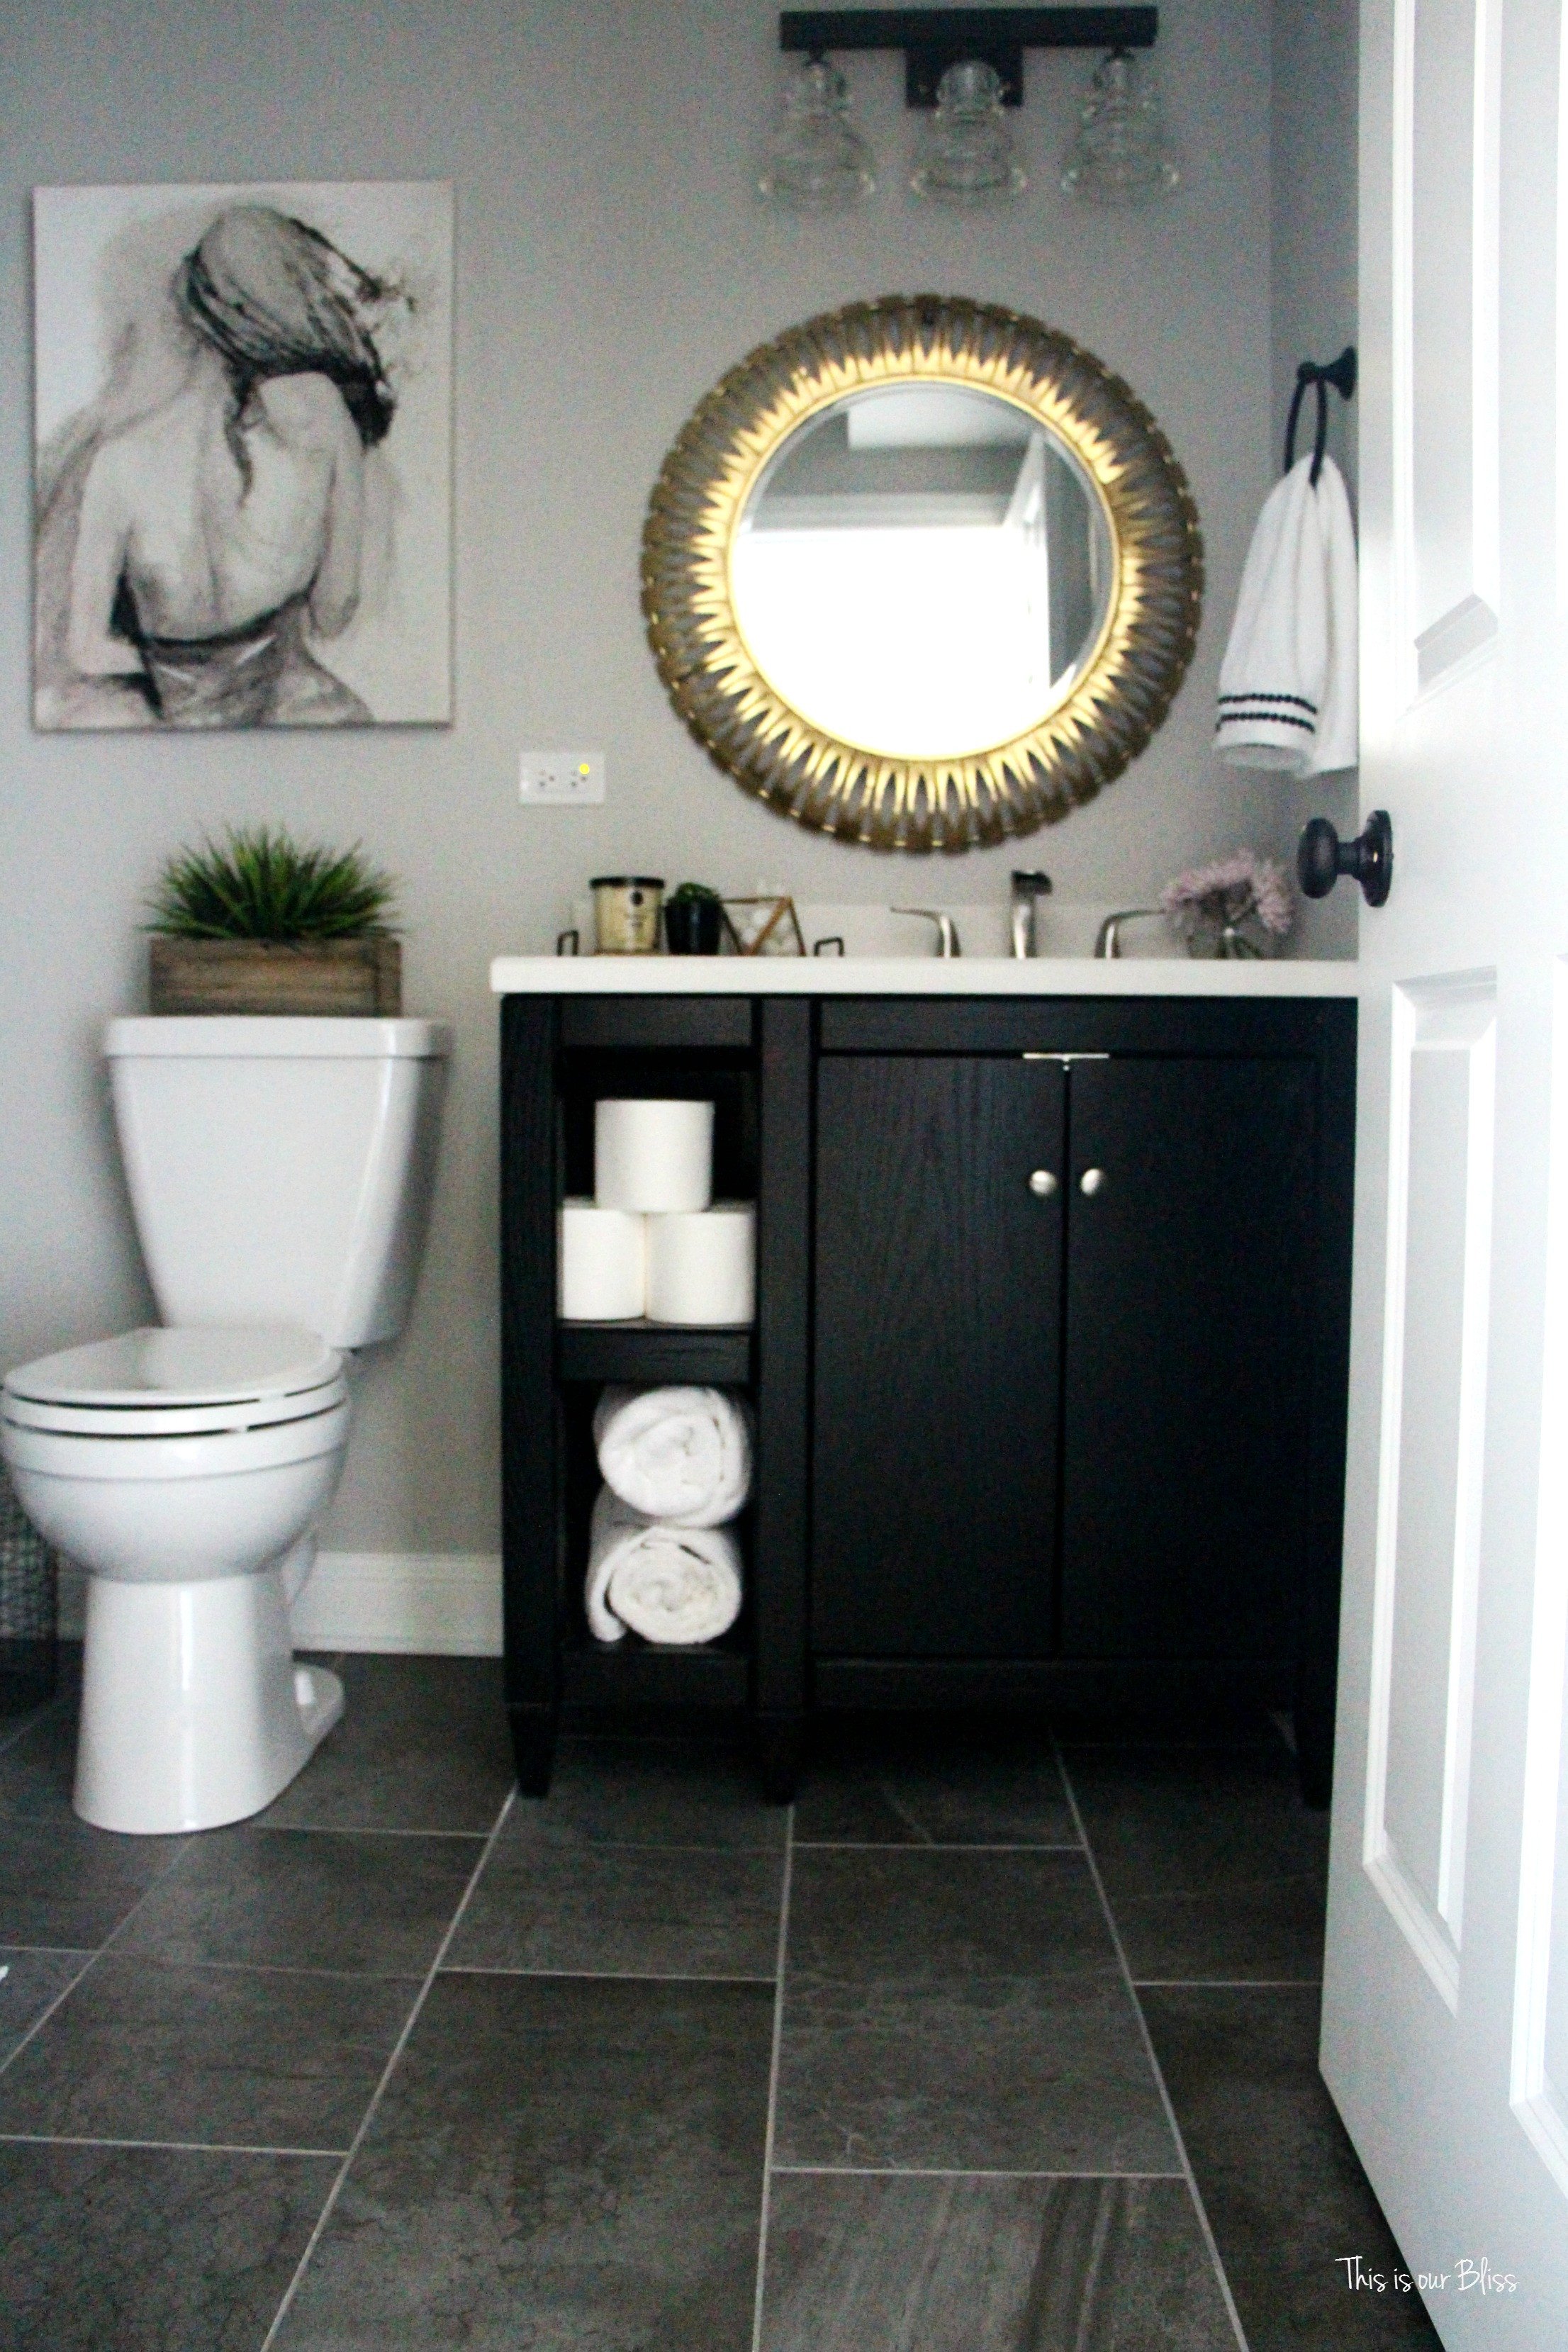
[664,897,723,955]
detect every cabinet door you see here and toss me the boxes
[1060,1056,1314,1661]
[812,1055,1065,1657]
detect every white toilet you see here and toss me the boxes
[0,1015,450,1836]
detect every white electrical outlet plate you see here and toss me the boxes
[519,751,605,805]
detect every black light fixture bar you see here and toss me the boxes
[780,9,1158,106]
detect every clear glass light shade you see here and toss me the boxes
[759,59,876,211]
[1061,50,1179,206]
[909,60,1026,206]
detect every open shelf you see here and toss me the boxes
[502,991,814,1797]
[561,1634,751,1708]
[556,1321,754,1384]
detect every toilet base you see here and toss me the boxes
[74,1567,345,1835]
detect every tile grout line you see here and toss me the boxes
[0,1830,197,2089]
[248,1822,491,1840]
[790,1839,1084,1853]
[437,1964,778,1985]
[1052,1737,1253,2352]
[415,1836,787,1855]
[1132,1979,1323,1990]
[0,2130,349,2159]
[76,1956,433,1985]
[749,1801,795,2352]
[771,2164,1188,2180]
[259,1781,518,2351]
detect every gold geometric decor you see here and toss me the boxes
[642,295,1203,853]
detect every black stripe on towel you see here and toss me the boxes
[1217,691,1317,713]
[1216,708,1316,734]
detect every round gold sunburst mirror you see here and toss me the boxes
[643,296,1203,853]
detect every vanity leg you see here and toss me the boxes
[750,1002,812,1813]
[509,1703,558,1799]
[754,1711,803,1805]
[1294,1684,1334,1810]
[1294,1536,1340,1809]
[500,995,563,1807]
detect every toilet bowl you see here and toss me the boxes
[1,1326,352,1833]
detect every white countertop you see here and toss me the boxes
[491,955,1359,998]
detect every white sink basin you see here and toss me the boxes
[516,900,1353,994]
[494,940,1355,1000]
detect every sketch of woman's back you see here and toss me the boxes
[40,203,401,729]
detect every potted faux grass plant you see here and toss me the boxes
[145,827,403,1015]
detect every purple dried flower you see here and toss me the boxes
[1160,850,1294,942]
[1249,858,1294,936]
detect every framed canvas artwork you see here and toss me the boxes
[33,181,453,729]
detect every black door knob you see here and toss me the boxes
[1297,810,1394,907]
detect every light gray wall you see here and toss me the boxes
[1272,0,1359,494]
[1,0,1307,1554]
[1272,0,1361,956]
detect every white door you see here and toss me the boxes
[1321,0,1568,2336]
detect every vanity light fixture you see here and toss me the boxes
[777,8,1160,203]
[760,54,878,210]
[1060,44,1178,204]
[909,59,1026,205]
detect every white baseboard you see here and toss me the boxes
[57,1552,503,1658]
[291,1551,503,1655]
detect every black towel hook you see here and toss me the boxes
[1284,345,1357,486]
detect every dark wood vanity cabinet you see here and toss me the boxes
[813,1053,1067,1662]
[814,1048,1318,1677]
[499,990,1355,1810]
[1060,1055,1316,1664]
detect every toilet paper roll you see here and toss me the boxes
[646,1202,756,1326]
[595,1099,715,1214]
[559,1200,646,1321]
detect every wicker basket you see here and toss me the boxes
[1,1464,57,1711]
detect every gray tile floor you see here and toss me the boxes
[0,1659,1441,2350]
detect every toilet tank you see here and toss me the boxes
[105,1017,452,1348]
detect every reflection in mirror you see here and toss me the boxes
[732,385,1112,761]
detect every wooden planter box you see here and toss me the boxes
[149,936,402,1017]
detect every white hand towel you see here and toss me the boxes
[1215,453,1357,776]
[593,1384,752,1526]
[586,1486,743,1646]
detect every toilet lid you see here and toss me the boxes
[2,1326,347,1437]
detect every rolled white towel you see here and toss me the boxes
[593,1384,751,1526]
[586,1486,743,1647]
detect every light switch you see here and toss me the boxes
[519,751,605,805]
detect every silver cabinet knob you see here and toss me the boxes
[1028,1169,1058,1197]
[1080,1167,1106,1196]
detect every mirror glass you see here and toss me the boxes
[731,384,1114,761]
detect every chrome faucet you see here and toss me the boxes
[1010,870,1053,958]
[1094,908,1161,959]
[893,907,961,958]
